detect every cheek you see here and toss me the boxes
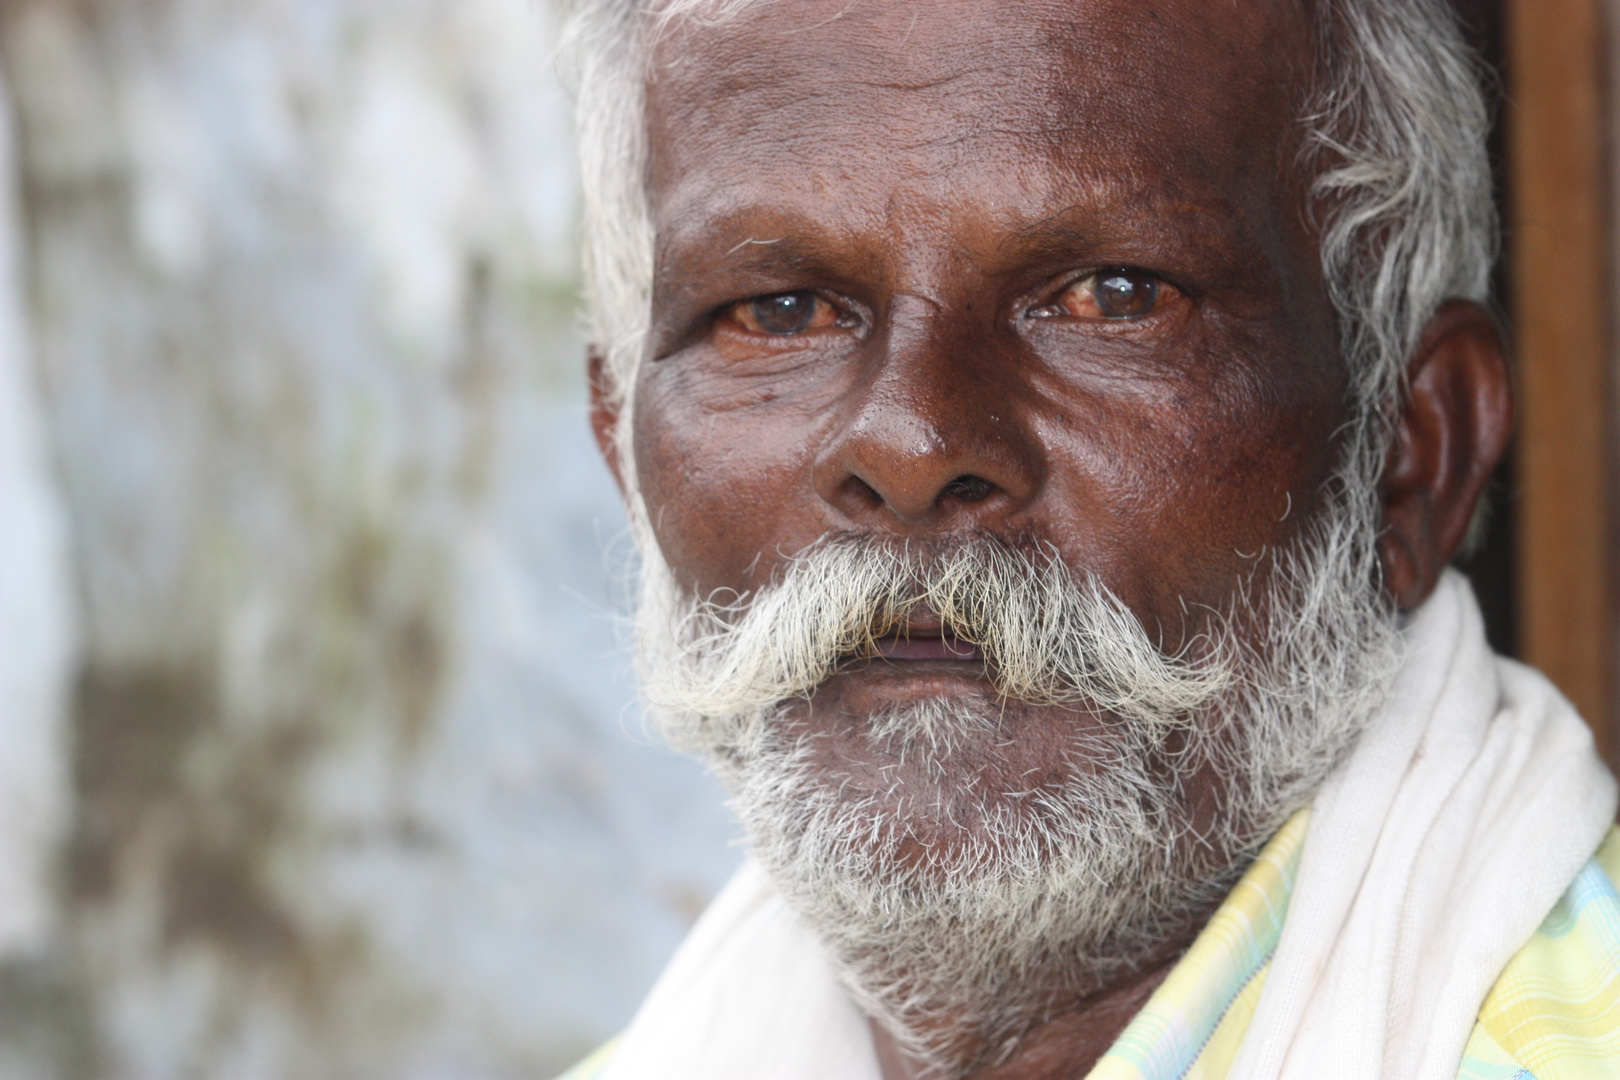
[1145,370,1345,595]
[1035,333,1348,620]
[631,365,824,593]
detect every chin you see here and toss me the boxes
[723,692,1232,1075]
[770,690,1133,869]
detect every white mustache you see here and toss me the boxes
[639,533,1233,738]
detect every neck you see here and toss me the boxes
[868,933,1196,1080]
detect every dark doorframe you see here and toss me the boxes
[1505,0,1616,758]
[1458,0,1618,759]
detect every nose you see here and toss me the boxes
[814,308,1043,530]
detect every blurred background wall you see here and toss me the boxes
[0,2,739,1077]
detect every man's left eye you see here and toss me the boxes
[1030,268,1174,320]
[724,290,843,336]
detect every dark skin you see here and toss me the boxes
[588,1,1512,1076]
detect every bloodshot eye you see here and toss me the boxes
[725,290,841,336]
[1030,268,1172,321]
[1093,269,1158,318]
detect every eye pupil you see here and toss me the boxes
[1095,270,1157,318]
[751,290,818,334]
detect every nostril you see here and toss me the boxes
[842,475,885,510]
[941,474,994,504]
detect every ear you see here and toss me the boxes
[1378,300,1513,610]
[588,345,627,497]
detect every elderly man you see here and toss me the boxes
[556,0,1620,1077]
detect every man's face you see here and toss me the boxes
[614,0,1407,1065]
[632,0,1343,774]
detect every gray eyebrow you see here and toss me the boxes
[724,237,785,257]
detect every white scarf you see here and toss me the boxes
[600,572,1617,1080]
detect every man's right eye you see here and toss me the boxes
[723,290,840,336]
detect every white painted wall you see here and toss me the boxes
[0,2,737,1076]
[0,68,74,964]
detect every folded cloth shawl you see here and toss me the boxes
[596,570,1618,1080]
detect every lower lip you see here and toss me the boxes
[873,635,982,662]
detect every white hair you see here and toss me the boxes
[1306,0,1498,506]
[643,534,1235,757]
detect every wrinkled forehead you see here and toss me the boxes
[644,0,1317,232]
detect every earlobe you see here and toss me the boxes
[588,346,627,497]
[1378,300,1513,610]
[1377,417,1432,606]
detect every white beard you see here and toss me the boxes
[631,482,1404,1075]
